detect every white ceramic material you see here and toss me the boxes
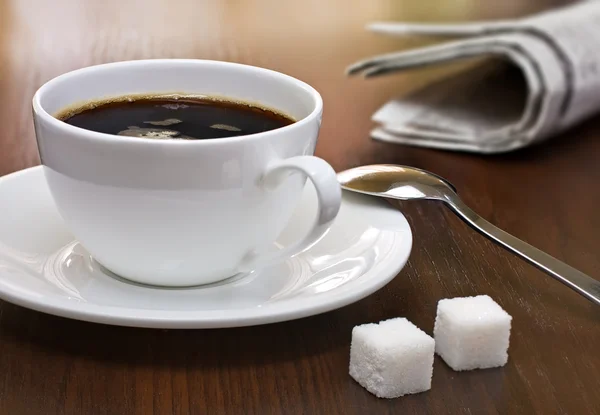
[32,59,341,287]
[0,167,412,328]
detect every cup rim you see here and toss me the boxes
[32,59,323,146]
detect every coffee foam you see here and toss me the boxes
[54,93,296,122]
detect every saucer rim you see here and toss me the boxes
[0,166,412,329]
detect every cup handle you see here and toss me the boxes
[236,155,342,273]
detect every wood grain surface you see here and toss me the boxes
[1,0,599,414]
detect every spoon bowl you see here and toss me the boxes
[337,164,456,201]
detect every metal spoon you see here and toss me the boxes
[337,164,600,306]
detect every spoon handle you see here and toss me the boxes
[447,198,600,306]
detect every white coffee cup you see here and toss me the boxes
[32,59,341,287]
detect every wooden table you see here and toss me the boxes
[1,0,598,413]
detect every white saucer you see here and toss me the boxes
[0,167,412,328]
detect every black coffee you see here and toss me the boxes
[57,95,295,140]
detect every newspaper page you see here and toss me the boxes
[348,1,600,153]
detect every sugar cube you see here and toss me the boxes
[434,295,512,371]
[349,317,435,398]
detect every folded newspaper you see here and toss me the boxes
[347,0,600,153]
